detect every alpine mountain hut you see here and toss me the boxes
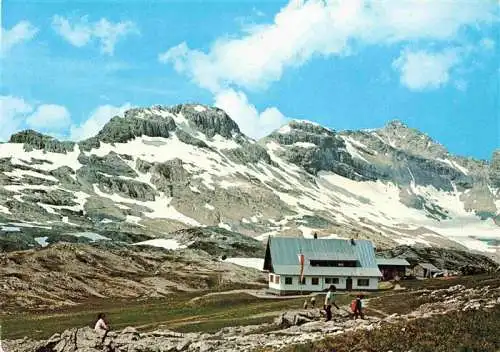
[263,237,382,295]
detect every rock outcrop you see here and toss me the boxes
[9,130,75,153]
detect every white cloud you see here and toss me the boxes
[159,0,497,133]
[52,16,138,55]
[1,21,38,53]
[0,96,33,140]
[160,0,497,91]
[0,96,132,141]
[70,103,132,140]
[392,49,461,91]
[26,104,71,131]
[214,89,287,139]
[52,16,92,47]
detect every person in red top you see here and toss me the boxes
[351,294,364,320]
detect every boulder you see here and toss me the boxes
[176,339,192,351]
[50,327,100,352]
[274,310,322,328]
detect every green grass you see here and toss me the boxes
[1,291,307,340]
[5,275,495,343]
[1,289,362,341]
[268,305,500,352]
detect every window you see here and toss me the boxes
[357,278,370,287]
[269,274,274,282]
[311,277,319,285]
[309,260,358,267]
[300,277,306,285]
[325,277,339,284]
[274,275,280,284]
[285,277,293,285]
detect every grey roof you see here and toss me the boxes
[376,258,411,267]
[268,237,381,277]
[273,265,382,277]
[417,263,440,271]
[303,252,358,261]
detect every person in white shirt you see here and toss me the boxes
[94,313,109,343]
[324,285,340,321]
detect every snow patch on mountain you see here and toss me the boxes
[126,215,144,226]
[437,158,469,175]
[34,237,49,247]
[4,169,59,182]
[224,257,264,271]
[92,185,200,226]
[218,222,232,231]
[133,238,186,250]
[0,143,83,171]
[0,205,11,214]
[1,226,20,232]
[70,232,110,241]
[293,142,317,148]
[343,137,368,163]
[277,125,292,134]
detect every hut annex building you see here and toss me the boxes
[263,237,394,294]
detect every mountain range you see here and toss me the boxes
[1,104,499,261]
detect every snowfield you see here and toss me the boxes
[224,257,265,271]
[133,239,186,250]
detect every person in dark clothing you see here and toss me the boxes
[353,294,364,320]
[324,285,339,321]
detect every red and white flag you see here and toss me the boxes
[298,253,305,282]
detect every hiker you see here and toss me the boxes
[351,294,364,320]
[310,295,316,308]
[324,285,339,321]
[94,313,110,344]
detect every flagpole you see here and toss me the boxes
[298,249,304,297]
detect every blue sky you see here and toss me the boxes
[1,0,499,160]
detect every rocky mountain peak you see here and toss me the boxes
[9,129,48,142]
[384,119,408,129]
[9,129,75,153]
[377,120,449,159]
[261,120,373,178]
[287,119,334,135]
[77,103,244,152]
[266,119,337,147]
[168,104,242,139]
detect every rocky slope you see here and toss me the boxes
[0,236,265,312]
[376,245,499,274]
[5,283,500,352]
[0,104,499,259]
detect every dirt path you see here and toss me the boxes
[134,308,283,331]
[189,289,347,303]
